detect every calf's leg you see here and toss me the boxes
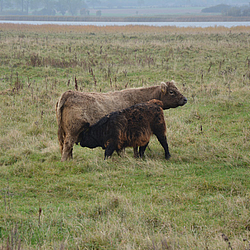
[155,134,171,160]
[139,142,149,158]
[133,147,139,158]
[104,143,116,159]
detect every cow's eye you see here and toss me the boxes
[169,90,175,95]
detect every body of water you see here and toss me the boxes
[0,20,250,28]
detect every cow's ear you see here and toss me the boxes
[161,82,168,94]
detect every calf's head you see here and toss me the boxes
[160,81,187,109]
[79,123,101,149]
[147,99,163,108]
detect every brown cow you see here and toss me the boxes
[56,80,187,161]
[79,99,171,160]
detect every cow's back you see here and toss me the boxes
[58,90,129,128]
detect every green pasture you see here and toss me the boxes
[0,24,250,249]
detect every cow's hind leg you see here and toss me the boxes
[61,135,76,161]
[155,134,171,160]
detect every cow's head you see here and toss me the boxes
[160,81,187,109]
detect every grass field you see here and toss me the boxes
[0,24,250,249]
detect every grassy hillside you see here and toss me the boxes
[0,24,250,249]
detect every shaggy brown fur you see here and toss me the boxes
[56,80,187,161]
[79,99,171,160]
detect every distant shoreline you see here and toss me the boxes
[1,15,250,22]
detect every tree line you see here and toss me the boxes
[202,4,250,17]
[0,0,167,16]
[1,0,250,17]
[0,0,152,16]
[0,0,89,16]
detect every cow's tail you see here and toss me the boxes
[55,91,71,153]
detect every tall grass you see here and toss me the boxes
[0,24,250,249]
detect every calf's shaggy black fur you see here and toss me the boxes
[79,99,171,160]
